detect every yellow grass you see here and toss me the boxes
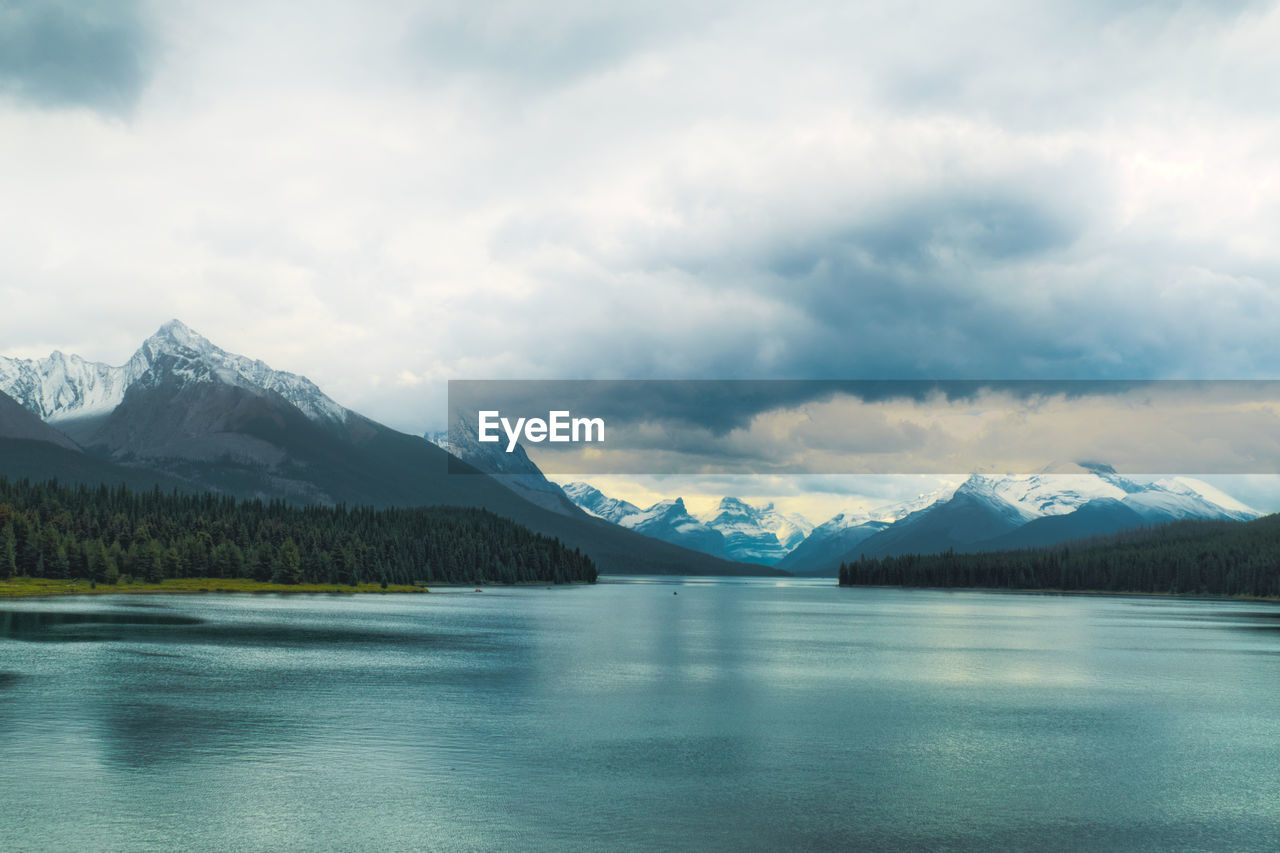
[0,576,427,598]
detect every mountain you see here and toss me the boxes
[971,498,1147,551]
[561,482,641,522]
[561,486,816,565]
[699,497,813,565]
[0,388,80,450]
[804,468,1261,576]
[425,411,582,517]
[561,483,730,558]
[0,322,773,576]
[0,321,346,434]
[835,476,1038,567]
[619,497,729,558]
[776,487,953,575]
[0,385,196,493]
[776,515,890,574]
[0,349,145,425]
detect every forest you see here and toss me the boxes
[0,477,597,586]
[838,513,1280,598]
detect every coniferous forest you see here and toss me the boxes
[838,514,1280,597]
[0,477,597,587]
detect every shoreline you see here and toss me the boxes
[0,577,429,599]
[836,582,1280,604]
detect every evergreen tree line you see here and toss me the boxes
[838,514,1280,597]
[0,477,597,586]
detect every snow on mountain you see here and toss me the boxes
[809,486,960,535]
[696,497,814,564]
[429,411,568,492]
[559,487,813,565]
[701,498,813,547]
[0,349,146,423]
[1069,464,1260,522]
[561,482,641,522]
[775,486,956,574]
[937,468,1258,527]
[784,469,1261,575]
[134,320,350,425]
[1154,477,1259,519]
[619,498,728,558]
[559,486,729,558]
[976,474,1123,518]
[424,411,583,517]
[0,320,349,427]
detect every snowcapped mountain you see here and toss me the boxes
[0,321,766,576]
[561,482,641,522]
[0,320,349,429]
[133,320,350,425]
[0,348,146,424]
[956,465,1259,525]
[698,497,813,564]
[619,497,729,558]
[426,411,582,516]
[775,486,955,574]
[561,484,732,559]
[786,466,1263,575]
[560,487,815,565]
[561,465,1263,574]
[702,497,813,547]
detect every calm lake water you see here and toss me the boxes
[1,578,1278,851]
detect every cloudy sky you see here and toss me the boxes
[3,0,1279,514]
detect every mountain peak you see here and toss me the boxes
[0,321,349,427]
[143,319,215,356]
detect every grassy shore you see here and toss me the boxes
[0,576,428,598]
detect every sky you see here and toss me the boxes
[3,0,1280,517]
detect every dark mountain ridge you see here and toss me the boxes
[0,325,775,576]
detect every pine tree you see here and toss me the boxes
[274,538,302,585]
[1,522,16,579]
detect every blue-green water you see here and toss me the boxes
[1,578,1278,851]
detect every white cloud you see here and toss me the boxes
[1,0,1278,439]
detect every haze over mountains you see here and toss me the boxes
[0,321,768,576]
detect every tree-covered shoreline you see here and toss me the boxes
[838,514,1280,598]
[0,478,597,587]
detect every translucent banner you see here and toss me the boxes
[445,380,1280,475]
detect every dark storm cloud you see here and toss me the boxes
[450,379,1168,442]
[0,0,153,114]
[451,381,1280,476]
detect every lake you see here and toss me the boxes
[1,578,1277,851]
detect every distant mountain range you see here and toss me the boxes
[0,321,769,577]
[562,465,1261,576]
[561,483,813,565]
